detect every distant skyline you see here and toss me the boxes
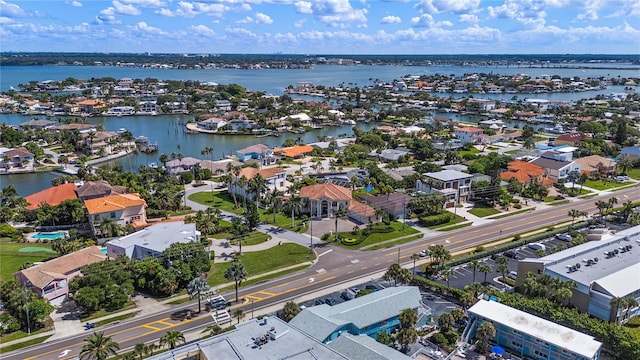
[1,0,639,55]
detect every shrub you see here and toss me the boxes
[419,213,452,227]
[513,203,522,209]
[431,332,449,346]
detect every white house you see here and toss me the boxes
[416,170,473,207]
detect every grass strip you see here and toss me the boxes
[93,313,137,327]
[0,335,50,354]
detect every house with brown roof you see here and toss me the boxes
[77,99,106,115]
[300,183,378,224]
[76,180,127,201]
[573,155,617,177]
[24,183,80,211]
[273,145,314,159]
[0,148,35,173]
[228,167,287,202]
[14,246,106,304]
[360,192,411,219]
[454,126,484,145]
[553,132,589,146]
[51,123,97,134]
[500,160,552,187]
[84,193,147,237]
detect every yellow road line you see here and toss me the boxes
[257,291,276,296]
[156,320,173,326]
[142,324,162,330]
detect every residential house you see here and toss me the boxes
[197,117,227,131]
[463,300,602,360]
[360,192,411,219]
[18,119,56,130]
[84,193,147,237]
[369,148,412,162]
[416,170,473,207]
[164,101,188,114]
[227,118,257,131]
[106,221,201,261]
[553,132,589,146]
[51,123,97,134]
[76,180,127,201]
[619,146,640,161]
[454,126,484,145]
[280,113,313,127]
[236,144,276,166]
[24,183,79,211]
[299,183,378,223]
[138,101,160,114]
[228,167,287,202]
[14,246,107,305]
[573,155,617,177]
[290,286,427,344]
[81,131,119,155]
[500,160,552,187]
[77,99,106,115]
[165,157,201,176]
[530,151,581,181]
[215,99,232,111]
[199,159,242,177]
[273,145,314,159]
[0,148,35,173]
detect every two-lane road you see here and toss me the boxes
[8,186,640,360]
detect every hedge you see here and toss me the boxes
[419,213,451,227]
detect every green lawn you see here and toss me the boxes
[0,238,58,282]
[189,191,307,231]
[583,179,632,190]
[207,243,314,287]
[428,214,467,229]
[624,316,640,342]
[468,206,501,217]
[332,222,419,249]
[459,148,480,157]
[366,234,424,250]
[625,168,640,180]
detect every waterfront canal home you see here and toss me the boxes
[84,193,147,237]
[273,144,314,159]
[236,144,276,166]
[228,166,287,201]
[76,180,128,201]
[51,123,97,134]
[463,299,602,360]
[619,146,640,161]
[573,155,617,177]
[106,221,201,261]
[0,147,35,173]
[500,160,552,188]
[18,119,56,130]
[299,183,377,224]
[290,286,426,344]
[196,115,227,131]
[14,246,107,305]
[454,126,484,145]
[24,183,79,211]
[416,170,473,207]
[164,157,201,177]
[80,131,120,155]
[77,99,106,116]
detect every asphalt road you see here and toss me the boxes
[8,186,640,360]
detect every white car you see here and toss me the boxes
[528,242,546,251]
[555,233,572,242]
[419,250,427,257]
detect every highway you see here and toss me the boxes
[7,186,640,360]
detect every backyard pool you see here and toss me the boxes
[32,232,67,240]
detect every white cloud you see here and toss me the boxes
[0,0,27,17]
[411,13,452,28]
[487,0,548,26]
[459,13,478,24]
[0,16,13,23]
[380,15,401,24]
[190,24,216,37]
[225,27,258,38]
[294,18,307,27]
[131,21,167,35]
[255,12,273,24]
[237,16,253,24]
[112,0,141,15]
[156,1,228,18]
[119,0,166,6]
[295,1,313,14]
[295,0,368,26]
[415,0,481,14]
[68,1,83,7]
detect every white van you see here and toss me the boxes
[528,242,546,251]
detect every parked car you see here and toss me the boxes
[341,291,355,301]
[508,271,518,280]
[365,284,379,292]
[555,233,572,242]
[350,287,360,294]
[325,297,338,306]
[504,250,520,259]
[528,242,546,251]
[84,322,95,330]
[315,299,326,305]
[490,253,504,260]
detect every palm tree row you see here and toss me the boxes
[80,330,189,360]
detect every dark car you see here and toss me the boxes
[170,309,193,321]
[504,250,519,259]
[315,298,326,305]
[325,297,338,306]
[341,291,354,301]
[490,253,503,260]
[365,284,379,292]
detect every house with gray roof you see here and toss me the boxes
[105,221,201,261]
[530,151,580,181]
[620,146,640,161]
[369,148,412,162]
[516,224,640,323]
[416,169,473,207]
[360,192,411,219]
[328,333,411,360]
[289,286,428,344]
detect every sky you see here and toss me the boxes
[1,0,639,55]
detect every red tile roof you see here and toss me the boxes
[500,160,545,184]
[237,167,286,180]
[24,183,79,211]
[348,200,376,217]
[273,145,314,158]
[84,193,147,215]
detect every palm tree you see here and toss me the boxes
[568,209,582,227]
[450,308,465,326]
[267,188,283,224]
[237,176,248,208]
[234,309,245,324]
[478,263,492,284]
[159,330,185,350]
[410,253,420,277]
[282,301,301,322]
[201,324,223,337]
[286,194,304,228]
[470,260,480,284]
[397,308,418,353]
[438,312,455,333]
[475,321,496,353]
[99,217,123,238]
[230,217,248,255]
[224,260,247,303]
[131,343,153,360]
[622,297,639,323]
[595,200,609,223]
[187,277,209,313]
[617,155,635,175]
[201,146,214,161]
[495,257,509,281]
[80,331,120,360]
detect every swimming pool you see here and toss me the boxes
[32,232,67,240]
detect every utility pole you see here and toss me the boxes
[309,216,313,253]
[397,248,400,265]
[23,288,31,335]
[402,197,407,230]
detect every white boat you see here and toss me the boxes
[148,162,158,168]
[544,124,565,134]
[104,106,136,116]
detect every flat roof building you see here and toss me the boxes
[464,299,602,360]
[106,221,201,261]
[516,225,640,323]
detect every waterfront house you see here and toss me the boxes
[138,101,160,114]
[84,193,147,237]
[215,99,232,111]
[14,246,107,305]
[236,144,275,166]
[197,116,227,131]
[165,157,201,176]
[273,145,314,159]
[416,170,473,207]
[77,99,106,115]
[76,180,128,201]
[0,147,35,173]
[18,119,56,130]
[24,183,79,211]
[106,221,201,261]
[51,123,97,134]
[290,286,426,344]
[80,131,119,154]
[553,132,589,146]
[227,118,257,131]
[463,300,602,360]
[228,167,287,201]
[454,126,484,145]
[199,159,242,177]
